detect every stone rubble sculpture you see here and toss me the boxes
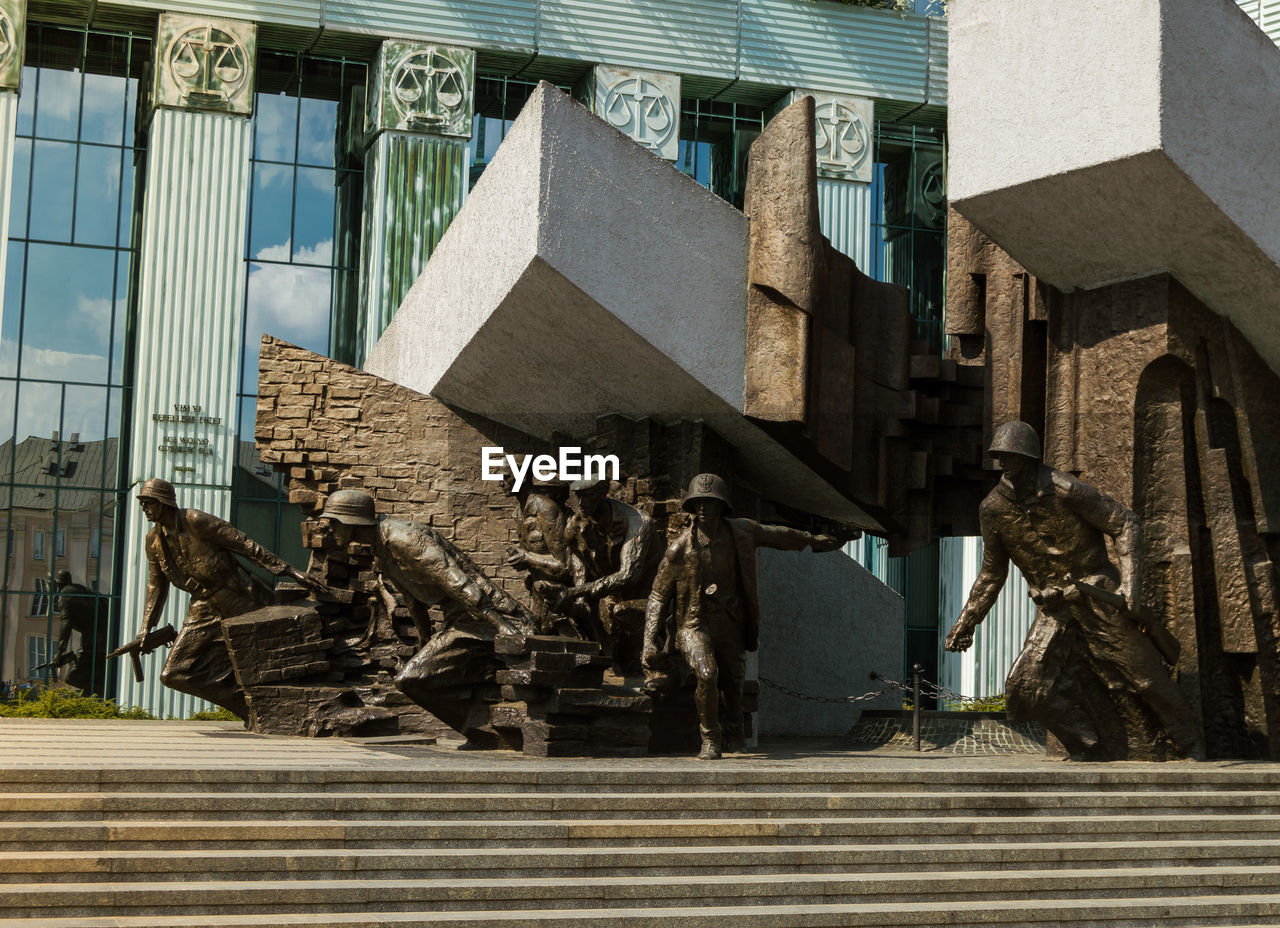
[643,473,841,759]
[129,477,328,717]
[944,422,1202,761]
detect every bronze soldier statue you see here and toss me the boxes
[555,478,656,663]
[132,478,323,717]
[320,489,534,748]
[52,570,109,697]
[506,477,572,633]
[944,421,1202,759]
[642,473,840,759]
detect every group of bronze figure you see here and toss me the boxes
[107,471,833,760]
[43,419,1204,761]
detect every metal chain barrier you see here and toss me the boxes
[757,673,909,705]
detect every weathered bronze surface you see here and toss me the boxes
[744,97,989,553]
[643,473,840,759]
[507,479,572,632]
[948,209,1280,760]
[50,571,109,697]
[131,477,324,717]
[555,479,656,668]
[321,490,535,748]
[945,422,1201,760]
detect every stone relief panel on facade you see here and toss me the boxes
[0,0,26,93]
[368,40,475,139]
[579,67,680,161]
[154,13,256,114]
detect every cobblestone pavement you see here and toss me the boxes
[848,714,1047,755]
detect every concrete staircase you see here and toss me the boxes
[1,721,1280,926]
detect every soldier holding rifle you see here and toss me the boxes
[124,478,326,717]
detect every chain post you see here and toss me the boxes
[912,663,923,752]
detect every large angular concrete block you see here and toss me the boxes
[366,82,877,528]
[949,0,1280,373]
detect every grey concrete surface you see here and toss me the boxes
[364,82,878,528]
[756,548,903,737]
[949,0,1280,374]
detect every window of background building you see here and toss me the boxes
[231,52,366,576]
[25,632,45,675]
[0,24,145,689]
[30,531,41,560]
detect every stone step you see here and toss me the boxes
[1,813,1274,851]
[3,866,1280,917]
[5,837,1280,883]
[3,788,1279,820]
[1,895,1279,926]
[5,765,1280,794]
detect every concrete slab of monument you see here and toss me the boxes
[948,0,1280,373]
[365,82,877,529]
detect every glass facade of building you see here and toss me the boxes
[0,24,148,694]
[232,52,366,579]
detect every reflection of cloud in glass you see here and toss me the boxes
[298,97,337,168]
[34,68,81,140]
[241,241,333,392]
[255,93,298,163]
[2,344,116,442]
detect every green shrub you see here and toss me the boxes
[0,686,156,719]
[187,707,241,721]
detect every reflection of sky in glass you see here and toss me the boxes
[5,28,145,447]
[241,262,332,393]
[255,93,298,163]
[29,140,76,241]
[298,98,336,168]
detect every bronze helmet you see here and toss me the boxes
[681,473,733,514]
[137,477,178,509]
[320,489,378,526]
[988,421,1042,460]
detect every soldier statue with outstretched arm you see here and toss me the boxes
[642,473,841,759]
[944,421,1202,759]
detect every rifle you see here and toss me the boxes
[31,652,76,674]
[1071,579,1181,665]
[106,625,177,683]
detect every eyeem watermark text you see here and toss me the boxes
[481,447,620,492]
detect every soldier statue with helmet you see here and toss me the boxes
[131,477,326,717]
[642,473,842,759]
[944,421,1202,760]
[319,488,535,748]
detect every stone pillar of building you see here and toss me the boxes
[119,13,257,716]
[576,66,681,162]
[0,0,25,696]
[0,0,23,310]
[358,40,475,363]
[777,89,876,270]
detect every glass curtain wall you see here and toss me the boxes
[0,24,147,697]
[677,98,764,210]
[231,52,365,575]
[870,121,946,350]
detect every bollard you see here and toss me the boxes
[912,663,924,752]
